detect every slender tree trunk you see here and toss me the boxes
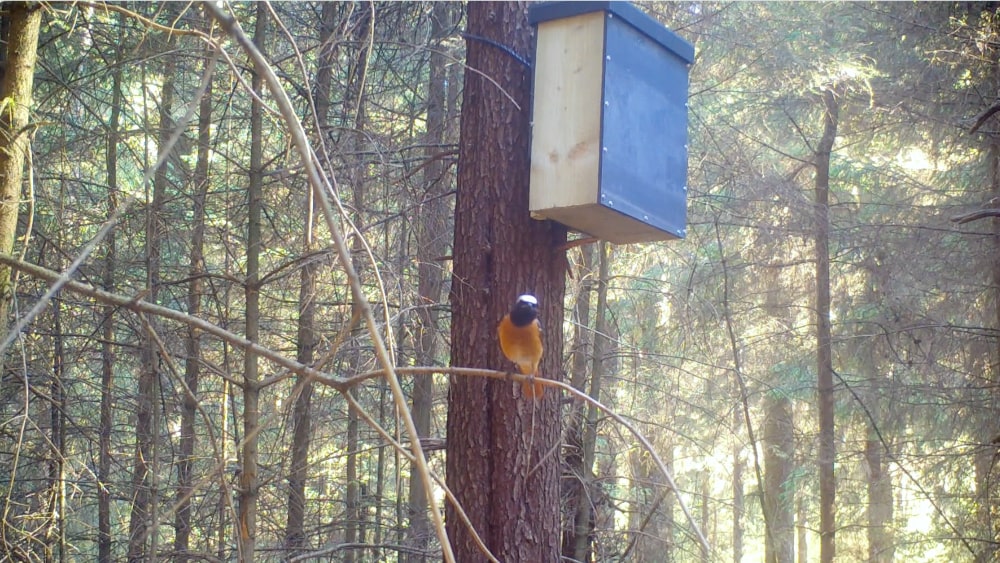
[732,408,744,563]
[345,393,360,561]
[446,3,568,560]
[0,2,39,330]
[814,86,839,563]
[217,377,231,561]
[284,3,335,555]
[986,54,1000,553]
[174,41,213,563]
[405,4,454,559]
[978,121,1000,563]
[285,246,317,555]
[561,245,593,559]
[49,291,66,563]
[98,54,122,563]
[797,497,808,563]
[343,7,373,561]
[571,242,609,562]
[128,48,175,563]
[716,220,763,563]
[237,5,267,561]
[763,394,794,563]
[865,424,893,563]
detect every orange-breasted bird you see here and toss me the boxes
[498,294,545,399]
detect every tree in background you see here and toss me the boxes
[0,3,40,330]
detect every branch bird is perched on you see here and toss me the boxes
[498,294,545,398]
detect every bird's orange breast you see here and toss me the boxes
[498,315,544,398]
[498,315,543,374]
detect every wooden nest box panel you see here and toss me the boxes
[528,2,694,244]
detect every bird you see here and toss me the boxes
[498,293,545,398]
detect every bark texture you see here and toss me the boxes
[446,3,567,561]
[0,2,39,328]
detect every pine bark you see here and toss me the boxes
[0,2,39,329]
[446,3,567,561]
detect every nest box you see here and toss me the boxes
[528,2,694,243]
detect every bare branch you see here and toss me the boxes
[970,102,1000,134]
[952,208,1000,224]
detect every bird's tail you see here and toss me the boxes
[521,375,544,399]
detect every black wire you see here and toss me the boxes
[461,33,532,69]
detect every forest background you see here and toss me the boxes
[0,2,998,562]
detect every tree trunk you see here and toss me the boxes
[797,497,808,563]
[814,86,839,563]
[865,427,893,563]
[763,394,794,563]
[284,2,335,555]
[570,242,609,562]
[986,67,1000,557]
[343,7,373,562]
[237,4,267,560]
[174,39,213,563]
[98,56,121,563]
[128,46,175,563]
[0,2,40,329]
[49,292,66,563]
[561,244,593,559]
[405,4,454,560]
[446,3,568,561]
[732,409,744,563]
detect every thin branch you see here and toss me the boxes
[952,208,1000,224]
[970,102,1000,134]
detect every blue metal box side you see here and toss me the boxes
[528,2,694,63]
[597,10,690,240]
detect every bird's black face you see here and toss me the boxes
[509,294,539,327]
